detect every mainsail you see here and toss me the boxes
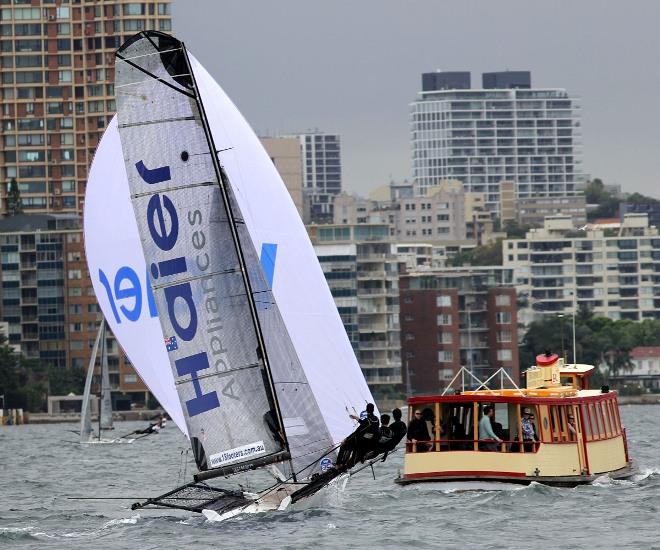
[115,32,290,474]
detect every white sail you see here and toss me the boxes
[80,322,103,442]
[86,32,376,475]
[190,58,376,445]
[84,117,187,436]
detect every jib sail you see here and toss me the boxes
[114,32,288,473]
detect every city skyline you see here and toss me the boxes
[174,0,660,199]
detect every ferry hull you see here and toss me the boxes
[395,462,637,487]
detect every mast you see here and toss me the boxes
[180,44,289,458]
[98,320,103,440]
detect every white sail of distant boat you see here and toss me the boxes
[100,31,380,517]
[80,320,133,445]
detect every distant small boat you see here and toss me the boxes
[80,319,134,445]
[397,353,635,487]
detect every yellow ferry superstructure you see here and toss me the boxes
[397,353,634,486]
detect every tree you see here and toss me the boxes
[448,239,503,267]
[0,334,45,412]
[520,314,660,385]
[6,178,23,216]
[584,178,619,221]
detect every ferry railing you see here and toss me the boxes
[441,366,524,396]
[404,439,573,454]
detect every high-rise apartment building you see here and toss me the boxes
[308,223,402,390]
[504,214,660,325]
[0,214,149,406]
[411,70,583,214]
[298,132,342,224]
[333,180,467,244]
[260,136,304,219]
[400,267,518,394]
[0,0,172,215]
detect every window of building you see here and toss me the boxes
[496,330,512,343]
[495,294,511,306]
[438,350,453,363]
[436,295,451,307]
[438,332,452,344]
[437,313,452,326]
[124,374,138,384]
[496,312,511,324]
[496,349,512,361]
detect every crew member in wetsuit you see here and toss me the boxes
[337,403,379,468]
[363,413,394,461]
[379,407,407,461]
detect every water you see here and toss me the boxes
[1,405,658,549]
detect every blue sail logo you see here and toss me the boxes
[136,160,219,418]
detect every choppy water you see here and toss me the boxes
[1,405,659,549]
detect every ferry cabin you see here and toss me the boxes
[398,361,632,485]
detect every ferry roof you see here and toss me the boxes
[557,363,595,375]
[409,388,615,406]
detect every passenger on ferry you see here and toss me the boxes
[407,409,432,452]
[337,403,380,467]
[567,412,577,440]
[521,407,538,451]
[478,405,502,451]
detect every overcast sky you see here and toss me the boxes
[174,0,660,198]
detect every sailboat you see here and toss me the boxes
[96,30,382,518]
[80,319,134,444]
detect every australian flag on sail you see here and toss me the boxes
[165,336,178,353]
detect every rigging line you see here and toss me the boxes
[115,52,195,99]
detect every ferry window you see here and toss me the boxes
[493,403,509,440]
[590,403,604,439]
[611,401,620,435]
[606,400,617,436]
[446,404,473,450]
[580,405,593,441]
[601,402,612,437]
[612,400,622,434]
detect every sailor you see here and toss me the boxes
[363,414,394,461]
[337,403,380,468]
[389,408,407,448]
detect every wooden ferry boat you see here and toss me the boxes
[396,353,635,486]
